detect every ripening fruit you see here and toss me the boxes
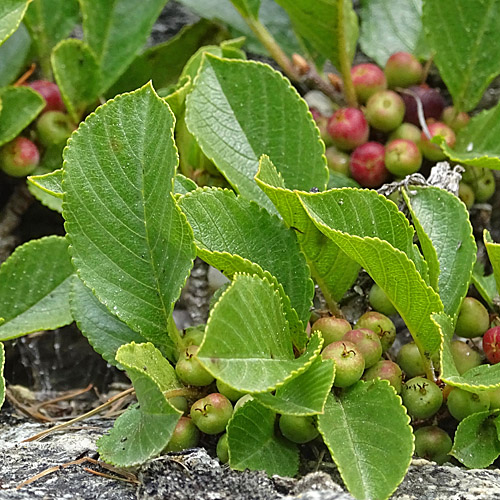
[369,283,398,316]
[365,90,405,132]
[446,387,490,421]
[279,414,319,444]
[327,108,369,151]
[400,85,445,126]
[311,316,352,346]
[182,325,205,347]
[385,138,422,176]
[454,297,490,339]
[190,393,233,435]
[363,360,403,393]
[413,426,452,464]
[325,146,350,176]
[321,340,365,388]
[355,311,396,352]
[450,340,482,374]
[442,106,470,133]
[483,327,500,364]
[343,328,383,368]
[0,136,40,177]
[384,52,423,88]
[350,63,387,103]
[164,416,200,452]
[28,80,65,112]
[401,377,443,420]
[175,345,215,386]
[349,141,388,188]
[419,122,456,162]
[397,342,426,378]
[388,122,422,144]
[36,110,75,146]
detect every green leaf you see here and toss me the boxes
[107,20,222,97]
[403,186,476,322]
[27,179,62,213]
[173,173,197,195]
[0,86,44,146]
[197,273,321,393]
[471,260,498,308]
[327,171,360,189]
[80,0,169,93]
[451,410,500,468]
[97,342,182,466]
[0,236,74,341]
[70,277,148,368]
[0,0,31,46]
[0,343,5,410]
[423,0,500,112]
[359,0,425,66]
[485,230,500,295]
[178,188,314,328]
[227,399,299,477]
[230,0,260,18]
[0,23,31,86]
[185,55,328,214]
[434,312,500,390]
[28,169,63,198]
[299,188,444,361]
[254,357,334,416]
[256,157,360,306]
[51,39,101,122]
[318,381,413,500]
[439,101,500,169]
[23,0,79,76]
[63,83,196,350]
[274,0,358,69]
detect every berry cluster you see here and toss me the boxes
[311,52,494,204]
[0,80,75,178]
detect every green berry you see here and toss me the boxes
[164,416,200,452]
[366,90,405,132]
[325,146,350,176]
[401,377,443,420]
[175,345,215,386]
[413,426,452,464]
[397,342,426,378]
[321,340,365,388]
[419,122,456,162]
[216,433,229,463]
[190,393,233,434]
[447,387,490,421]
[384,139,422,176]
[355,311,396,352]
[369,283,398,316]
[216,379,246,402]
[182,325,205,347]
[458,182,475,208]
[363,360,403,393]
[384,52,423,89]
[388,123,421,144]
[311,317,352,346]
[450,340,482,374]
[342,328,382,368]
[454,297,490,338]
[169,396,188,414]
[279,414,319,444]
[442,106,470,133]
[36,110,75,146]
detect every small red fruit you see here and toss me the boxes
[401,85,445,126]
[349,142,388,188]
[327,108,369,151]
[0,136,40,177]
[483,327,500,364]
[419,122,456,162]
[384,52,423,88]
[27,80,65,113]
[350,63,387,103]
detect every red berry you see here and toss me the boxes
[349,142,388,188]
[27,80,65,113]
[400,85,445,126]
[419,122,456,162]
[350,63,387,103]
[384,52,423,88]
[327,108,369,151]
[0,137,40,177]
[483,327,500,364]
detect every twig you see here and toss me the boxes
[6,388,54,422]
[34,384,94,411]
[13,64,36,87]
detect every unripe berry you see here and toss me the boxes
[0,137,40,177]
[321,340,365,388]
[36,110,75,147]
[325,146,350,176]
[311,316,352,346]
[401,85,445,126]
[385,139,422,176]
[350,63,387,103]
[27,80,65,112]
[442,106,470,133]
[369,283,398,316]
[164,416,200,452]
[397,342,426,378]
[401,377,443,420]
[363,359,403,393]
[388,123,421,144]
[216,379,247,402]
[216,433,229,463]
[462,165,496,202]
[454,297,490,338]
[279,414,319,444]
[190,393,233,434]
[458,182,475,208]
[384,52,423,88]
[419,122,456,162]
[365,90,405,132]
[327,108,369,151]
[446,387,490,421]
[342,328,382,368]
[175,345,215,386]
[483,327,500,364]
[450,340,482,374]
[355,311,396,352]
[310,108,333,147]
[413,426,452,464]
[349,142,388,188]
[182,325,205,347]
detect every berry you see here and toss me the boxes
[310,108,333,147]
[384,139,422,177]
[164,416,200,452]
[401,377,443,420]
[342,328,382,368]
[182,325,205,347]
[327,108,369,151]
[216,433,229,463]
[419,122,456,162]
[169,396,188,414]
[36,110,75,146]
[454,297,490,338]
[216,379,246,402]
[462,165,496,202]
[397,342,426,378]
[349,142,388,188]
[413,426,452,464]
[350,63,387,103]
[458,182,475,208]
[363,360,403,393]
[369,283,398,316]
[321,340,365,388]
[27,80,65,112]
[325,146,350,176]
[388,123,422,144]
[446,387,490,421]
[190,393,233,434]
[365,90,405,132]
[312,316,352,346]
[355,311,396,352]
[483,327,500,364]
[384,52,423,88]
[442,106,470,133]
[0,137,40,177]
[400,85,445,126]
[450,340,482,374]
[279,414,319,444]
[175,345,215,386]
